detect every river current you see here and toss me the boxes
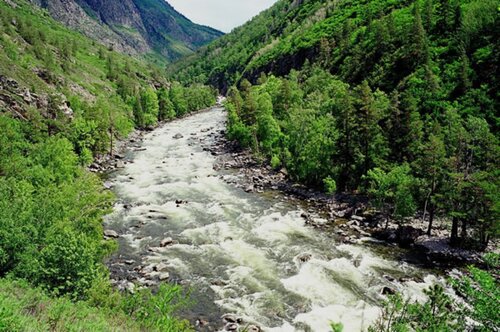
[104,108,440,331]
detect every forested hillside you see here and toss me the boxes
[173,0,499,248]
[0,0,213,329]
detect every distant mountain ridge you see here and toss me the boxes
[30,0,223,60]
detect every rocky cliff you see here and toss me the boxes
[30,0,223,60]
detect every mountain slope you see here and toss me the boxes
[30,0,223,60]
[171,0,499,98]
[0,2,213,329]
[172,0,499,247]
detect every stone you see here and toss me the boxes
[396,226,423,248]
[196,319,209,327]
[173,133,184,139]
[225,323,238,331]
[221,314,238,324]
[116,160,125,168]
[247,325,261,332]
[381,286,396,295]
[104,230,119,238]
[210,278,228,286]
[158,272,170,281]
[351,215,365,222]
[297,253,312,263]
[160,237,174,248]
[124,260,134,265]
[154,262,168,272]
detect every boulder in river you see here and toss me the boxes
[104,230,119,238]
[225,323,238,331]
[222,314,241,324]
[160,237,174,247]
[297,253,312,263]
[247,325,261,332]
[396,226,424,248]
[158,272,170,281]
[173,133,184,139]
[154,262,168,272]
[381,286,396,295]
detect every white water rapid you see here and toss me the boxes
[105,108,441,332]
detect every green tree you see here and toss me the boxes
[141,87,159,127]
[365,165,416,227]
[170,83,188,116]
[415,129,447,235]
[158,87,175,121]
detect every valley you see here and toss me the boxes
[0,0,498,331]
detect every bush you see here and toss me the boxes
[323,176,337,195]
[369,284,465,332]
[271,155,281,169]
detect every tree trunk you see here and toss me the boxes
[427,204,435,236]
[461,219,467,240]
[450,217,459,246]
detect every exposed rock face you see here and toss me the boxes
[0,75,74,122]
[30,0,223,59]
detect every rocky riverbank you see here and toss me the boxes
[206,121,491,269]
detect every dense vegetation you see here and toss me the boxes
[210,0,500,249]
[0,0,214,330]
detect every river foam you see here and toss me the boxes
[105,108,441,331]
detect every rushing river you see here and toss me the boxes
[105,108,440,332]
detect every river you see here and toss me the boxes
[104,107,441,332]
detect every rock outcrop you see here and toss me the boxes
[29,0,223,59]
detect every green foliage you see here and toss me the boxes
[369,284,465,332]
[141,87,160,127]
[365,165,416,225]
[0,117,114,300]
[452,265,500,331]
[323,177,337,195]
[158,87,175,121]
[120,283,192,331]
[0,278,191,331]
[330,322,344,332]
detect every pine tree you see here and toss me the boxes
[411,1,429,67]
[415,127,446,235]
[423,0,433,32]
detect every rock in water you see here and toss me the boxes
[173,133,184,139]
[104,229,119,238]
[160,237,174,247]
[158,272,170,281]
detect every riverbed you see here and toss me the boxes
[104,107,441,331]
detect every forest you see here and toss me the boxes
[216,0,499,249]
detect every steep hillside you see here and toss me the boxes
[30,0,223,60]
[171,0,499,98]
[0,1,214,330]
[173,0,499,247]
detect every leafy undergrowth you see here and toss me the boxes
[0,278,193,332]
